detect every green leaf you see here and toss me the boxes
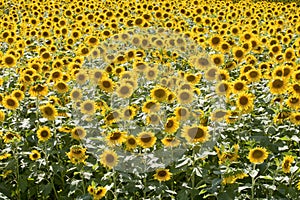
[41,183,52,196]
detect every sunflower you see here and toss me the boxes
[272,66,284,78]
[286,96,300,110]
[37,126,52,142]
[153,169,172,182]
[133,61,148,73]
[137,131,157,148]
[50,69,63,81]
[209,35,222,49]
[289,112,300,125]
[2,96,19,110]
[75,70,88,85]
[269,78,288,95]
[211,109,228,122]
[2,132,21,143]
[54,81,69,94]
[161,136,180,148]
[232,47,245,62]
[150,86,169,102]
[146,113,161,126]
[93,186,107,200]
[248,147,268,164]
[125,135,138,151]
[225,110,240,124]
[177,89,194,105]
[142,100,160,113]
[12,90,25,101]
[99,78,115,93]
[105,110,121,125]
[184,73,201,85]
[100,149,118,169]
[290,83,300,97]
[71,126,87,140]
[215,81,231,97]
[40,51,51,62]
[174,106,190,121]
[29,84,48,97]
[204,66,218,81]
[106,130,127,146]
[236,92,254,113]
[216,69,230,81]
[181,125,209,144]
[70,88,82,102]
[246,69,261,83]
[211,54,224,67]
[232,80,248,94]
[40,103,58,121]
[0,110,5,122]
[215,144,239,164]
[29,150,41,161]
[282,155,294,174]
[194,56,212,70]
[90,69,107,84]
[145,67,158,81]
[164,117,180,134]
[284,48,295,62]
[80,100,96,115]
[122,106,137,120]
[66,145,88,164]
[116,83,133,99]
[2,54,16,67]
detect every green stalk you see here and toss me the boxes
[43,142,59,199]
[251,164,256,200]
[13,143,21,200]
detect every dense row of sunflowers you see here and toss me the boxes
[1,0,300,199]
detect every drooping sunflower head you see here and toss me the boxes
[211,109,228,122]
[161,136,180,148]
[282,155,294,174]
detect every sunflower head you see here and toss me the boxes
[153,169,172,182]
[99,149,118,169]
[248,147,268,164]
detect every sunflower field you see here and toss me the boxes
[1,0,300,199]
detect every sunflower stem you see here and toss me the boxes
[43,142,59,199]
[80,165,86,195]
[251,164,256,200]
[36,96,40,128]
[12,143,21,200]
[191,148,195,200]
[113,169,118,200]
